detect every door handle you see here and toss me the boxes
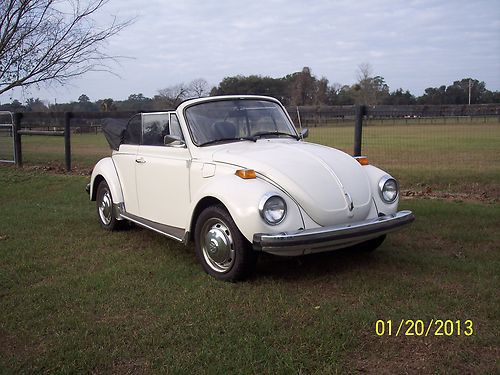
[135,157,146,164]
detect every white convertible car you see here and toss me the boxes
[87,95,414,280]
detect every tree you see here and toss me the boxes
[157,83,189,107]
[447,78,487,104]
[117,93,153,111]
[416,78,496,104]
[0,0,131,95]
[0,98,24,111]
[315,77,329,105]
[352,63,389,105]
[188,78,209,98]
[335,85,355,105]
[25,97,48,111]
[383,89,416,105]
[285,67,317,105]
[211,75,287,103]
[417,85,447,104]
[127,93,148,102]
[99,98,116,112]
[78,94,90,103]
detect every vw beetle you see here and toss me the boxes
[88,95,414,280]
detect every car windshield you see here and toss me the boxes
[185,99,298,146]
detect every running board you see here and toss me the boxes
[120,212,186,242]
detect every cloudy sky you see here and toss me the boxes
[2,0,499,103]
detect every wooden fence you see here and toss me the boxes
[2,103,499,172]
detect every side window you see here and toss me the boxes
[169,114,184,140]
[142,114,169,146]
[124,114,141,145]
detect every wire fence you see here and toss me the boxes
[1,106,499,193]
[305,115,500,193]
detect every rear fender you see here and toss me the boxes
[90,157,124,203]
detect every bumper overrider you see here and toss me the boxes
[253,210,414,253]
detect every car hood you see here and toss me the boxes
[211,140,372,226]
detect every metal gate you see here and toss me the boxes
[0,111,15,164]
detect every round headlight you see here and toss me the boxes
[379,176,399,203]
[259,194,287,225]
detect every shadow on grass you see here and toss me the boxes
[256,247,376,281]
[123,223,378,282]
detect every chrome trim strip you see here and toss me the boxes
[253,210,414,252]
[120,212,185,242]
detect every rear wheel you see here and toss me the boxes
[195,204,257,281]
[96,180,122,231]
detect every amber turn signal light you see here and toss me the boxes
[355,156,369,166]
[235,169,257,179]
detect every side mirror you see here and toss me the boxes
[164,134,185,147]
[300,128,309,139]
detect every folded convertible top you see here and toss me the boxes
[102,118,128,151]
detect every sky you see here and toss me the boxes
[2,0,499,104]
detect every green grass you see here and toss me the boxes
[0,167,499,373]
[19,133,111,170]
[0,134,15,162]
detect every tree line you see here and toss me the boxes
[1,65,498,113]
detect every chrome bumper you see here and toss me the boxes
[253,210,414,254]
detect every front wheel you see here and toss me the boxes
[194,205,257,281]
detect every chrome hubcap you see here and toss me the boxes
[98,189,112,225]
[201,218,235,273]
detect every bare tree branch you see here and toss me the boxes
[0,0,132,95]
[188,78,209,98]
[157,83,190,107]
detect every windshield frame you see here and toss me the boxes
[183,97,298,147]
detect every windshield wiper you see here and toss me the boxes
[199,132,297,146]
[250,131,299,140]
[200,137,257,147]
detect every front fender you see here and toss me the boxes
[363,165,399,214]
[90,157,124,203]
[187,174,304,243]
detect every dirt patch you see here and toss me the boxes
[21,163,93,176]
[0,329,46,364]
[402,187,499,204]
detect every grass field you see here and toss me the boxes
[0,167,499,373]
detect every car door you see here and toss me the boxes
[135,113,191,230]
[112,114,141,215]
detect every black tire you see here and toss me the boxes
[355,235,386,252]
[194,204,257,281]
[96,180,123,231]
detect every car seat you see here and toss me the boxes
[212,121,236,139]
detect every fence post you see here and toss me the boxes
[64,112,72,172]
[353,105,365,156]
[13,112,23,167]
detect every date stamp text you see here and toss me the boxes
[375,319,474,337]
